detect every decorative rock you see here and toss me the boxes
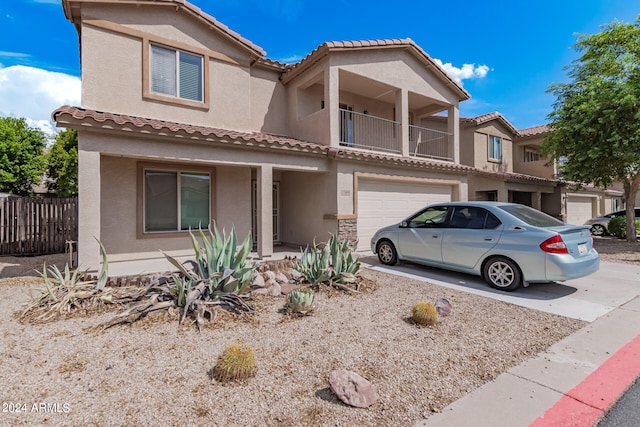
[328,369,377,408]
[252,274,265,289]
[251,287,269,296]
[264,271,276,281]
[279,283,300,295]
[268,282,281,296]
[275,272,289,284]
[289,269,303,281]
[435,297,452,316]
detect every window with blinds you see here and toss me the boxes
[150,44,203,102]
[144,170,210,232]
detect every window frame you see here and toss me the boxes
[137,163,215,238]
[488,135,502,163]
[143,39,210,110]
[524,148,541,163]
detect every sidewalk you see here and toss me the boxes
[414,295,640,427]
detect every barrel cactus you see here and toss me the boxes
[411,301,438,326]
[285,289,315,314]
[212,343,257,383]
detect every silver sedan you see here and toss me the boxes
[371,201,600,291]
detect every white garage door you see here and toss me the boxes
[566,196,594,226]
[357,180,452,250]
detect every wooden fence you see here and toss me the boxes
[0,196,78,256]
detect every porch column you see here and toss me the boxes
[327,67,340,147]
[77,149,101,271]
[256,165,273,258]
[396,88,409,156]
[448,105,460,164]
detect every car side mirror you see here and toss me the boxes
[400,221,408,228]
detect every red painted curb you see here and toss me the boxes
[529,334,640,427]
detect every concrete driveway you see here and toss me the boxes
[359,252,640,322]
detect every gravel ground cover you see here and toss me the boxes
[0,237,635,426]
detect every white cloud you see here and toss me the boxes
[0,65,80,138]
[433,59,490,85]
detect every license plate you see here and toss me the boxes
[578,244,587,254]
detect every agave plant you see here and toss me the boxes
[293,233,360,289]
[163,224,256,325]
[326,233,360,285]
[285,289,315,314]
[293,239,331,286]
[20,239,125,324]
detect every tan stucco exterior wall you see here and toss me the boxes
[79,3,291,134]
[469,123,514,173]
[513,134,556,179]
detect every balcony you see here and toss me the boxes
[409,125,453,161]
[339,109,453,161]
[339,109,401,154]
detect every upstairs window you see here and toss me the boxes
[150,44,203,102]
[488,135,502,162]
[524,148,541,163]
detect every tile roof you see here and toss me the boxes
[518,124,550,138]
[462,112,519,135]
[280,38,471,101]
[52,105,328,154]
[52,105,474,174]
[475,169,557,184]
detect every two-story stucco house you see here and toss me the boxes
[54,0,482,272]
[514,125,623,224]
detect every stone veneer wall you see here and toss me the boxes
[338,218,358,245]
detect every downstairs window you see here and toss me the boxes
[144,170,210,232]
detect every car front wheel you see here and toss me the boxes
[590,224,607,237]
[377,240,398,266]
[483,257,521,291]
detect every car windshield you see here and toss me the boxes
[498,204,564,227]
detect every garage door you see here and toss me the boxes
[357,180,452,250]
[566,196,594,226]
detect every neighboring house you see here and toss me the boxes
[424,113,562,218]
[514,125,623,225]
[55,0,476,271]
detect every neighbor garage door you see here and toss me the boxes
[566,196,595,226]
[357,180,452,250]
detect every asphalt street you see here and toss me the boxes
[598,377,640,427]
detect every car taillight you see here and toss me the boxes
[540,235,569,254]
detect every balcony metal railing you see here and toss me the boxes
[338,109,454,161]
[409,125,453,161]
[339,109,401,154]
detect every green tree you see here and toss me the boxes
[46,129,78,197]
[0,117,46,196]
[542,17,640,242]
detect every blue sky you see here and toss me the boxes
[0,0,638,137]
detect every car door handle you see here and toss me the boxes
[483,237,494,241]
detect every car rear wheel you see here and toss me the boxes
[377,240,398,266]
[483,257,521,291]
[590,224,607,237]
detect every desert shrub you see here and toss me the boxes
[285,289,315,314]
[212,343,257,383]
[19,240,124,323]
[411,301,438,326]
[293,233,360,288]
[101,224,257,331]
[608,216,640,238]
